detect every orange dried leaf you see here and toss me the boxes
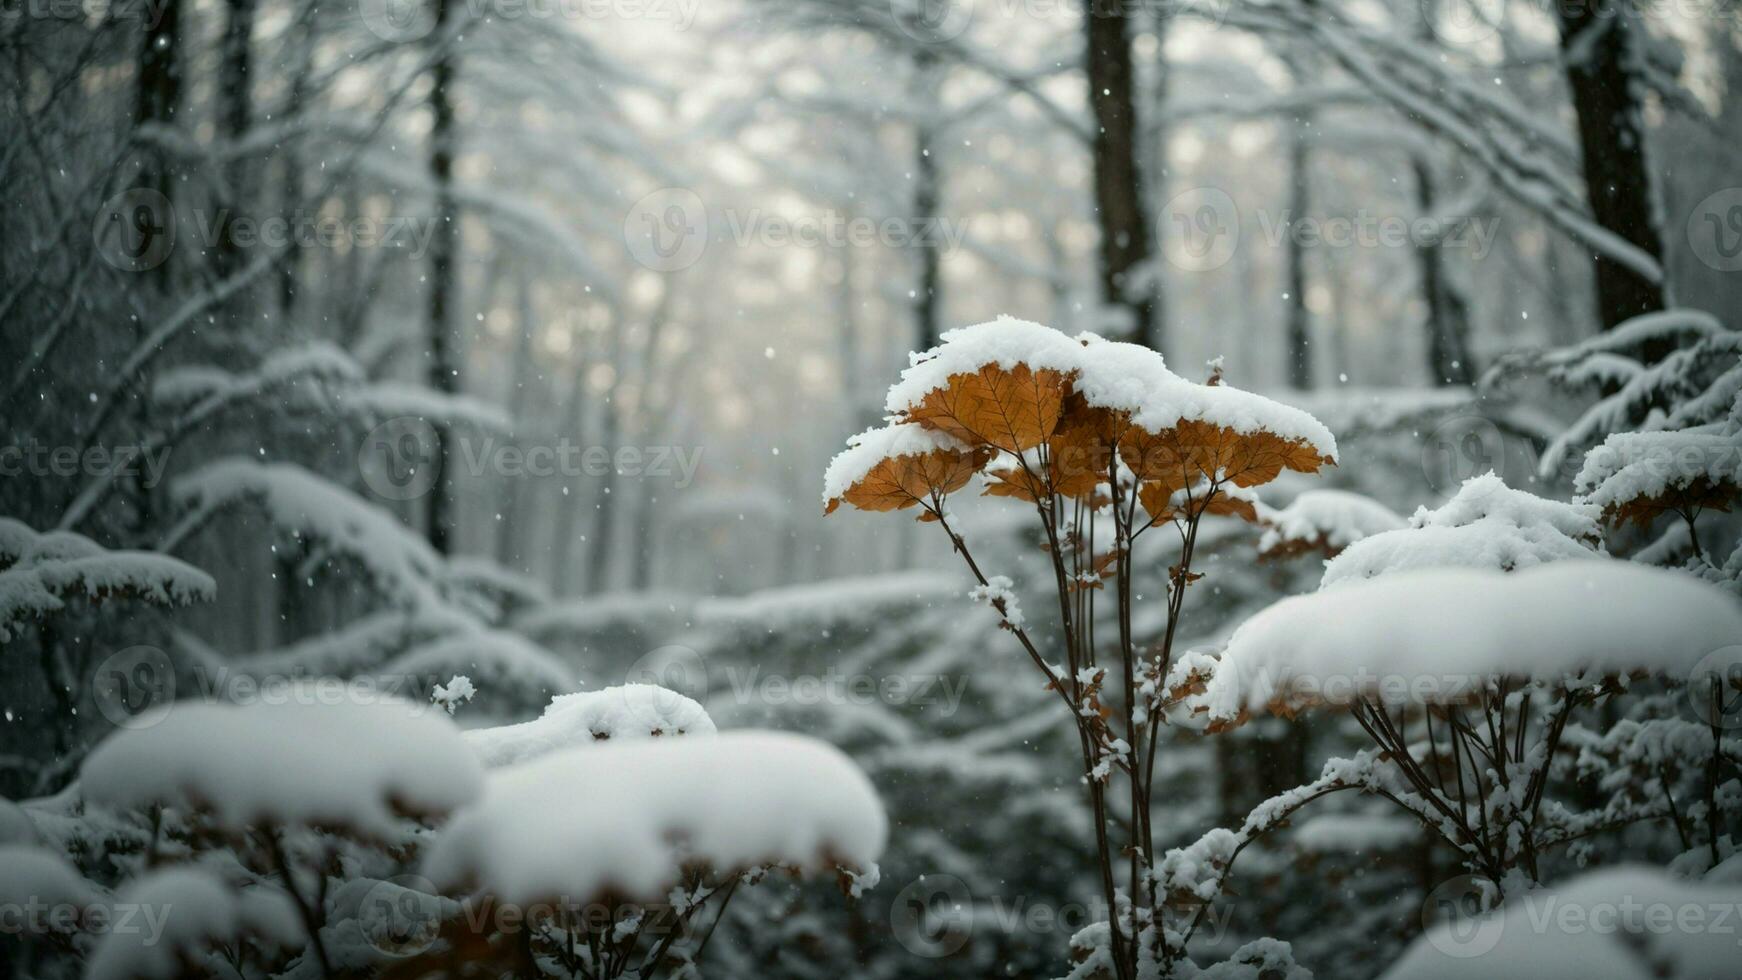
[905,363,1071,454]
[831,446,994,515]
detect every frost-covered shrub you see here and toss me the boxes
[0,685,884,980]
[825,317,1338,978]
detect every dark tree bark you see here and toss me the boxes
[1084,2,1159,350]
[1411,0,1473,386]
[424,0,460,554]
[132,0,181,288]
[1555,5,1666,334]
[1414,157,1475,386]
[216,0,256,275]
[1283,104,1312,389]
[134,0,181,177]
[912,50,944,351]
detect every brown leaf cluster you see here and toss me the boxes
[1599,475,1739,528]
[828,343,1334,518]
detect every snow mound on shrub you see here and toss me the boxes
[423,730,886,905]
[1322,474,1601,587]
[1258,489,1406,557]
[1201,562,1742,721]
[85,867,301,980]
[80,693,484,836]
[1383,865,1742,980]
[463,684,716,767]
[0,844,101,917]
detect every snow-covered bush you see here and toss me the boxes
[1,687,883,980]
[825,317,1338,978]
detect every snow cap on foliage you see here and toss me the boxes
[1382,865,1742,980]
[830,317,1337,516]
[423,730,886,905]
[1574,428,1742,525]
[0,844,101,920]
[81,693,484,836]
[0,517,214,641]
[1257,489,1407,559]
[84,867,302,980]
[1072,334,1337,461]
[463,684,716,767]
[821,423,988,512]
[1200,562,1742,724]
[1321,474,1602,588]
[171,460,454,612]
[884,315,1084,413]
[374,628,578,709]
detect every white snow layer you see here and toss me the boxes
[875,316,1337,460]
[1382,865,1742,980]
[462,684,717,767]
[84,867,302,980]
[1258,489,1406,555]
[1200,562,1742,721]
[1575,428,1742,513]
[80,694,484,835]
[821,423,978,507]
[423,730,886,905]
[1321,474,1602,588]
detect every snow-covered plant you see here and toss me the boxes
[0,517,214,643]
[824,317,1338,978]
[5,685,882,980]
[1490,310,1742,584]
[410,731,885,979]
[1319,473,1605,588]
[1255,489,1405,562]
[1195,562,1742,893]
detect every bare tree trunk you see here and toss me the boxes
[496,269,536,568]
[216,0,256,276]
[1410,0,1473,386]
[1555,5,1666,336]
[912,51,944,351]
[1283,102,1312,389]
[552,345,592,595]
[133,0,181,289]
[1084,2,1158,349]
[424,0,460,554]
[1414,157,1474,385]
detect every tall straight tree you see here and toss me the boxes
[425,0,461,553]
[133,0,181,289]
[1555,4,1666,333]
[1084,2,1159,350]
[216,0,256,275]
[911,49,944,351]
[1411,0,1472,386]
